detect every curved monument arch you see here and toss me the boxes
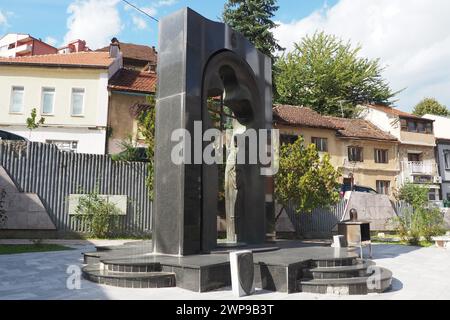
[153,8,272,256]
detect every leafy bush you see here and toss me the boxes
[111,135,148,162]
[397,183,429,208]
[417,207,445,242]
[275,137,341,213]
[130,98,155,200]
[74,190,121,238]
[393,183,445,245]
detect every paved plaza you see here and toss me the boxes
[1,242,449,300]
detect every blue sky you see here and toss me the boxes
[0,0,336,49]
[1,0,449,111]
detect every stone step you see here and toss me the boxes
[302,260,376,279]
[83,252,101,264]
[103,261,162,273]
[82,265,176,289]
[309,257,358,268]
[298,266,392,295]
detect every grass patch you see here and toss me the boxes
[0,244,74,255]
[372,239,434,248]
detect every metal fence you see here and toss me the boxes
[0,141,152,234]
[284,199,348,238]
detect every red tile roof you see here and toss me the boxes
[108,69,157,94]
[0,51,114,68]
[273,104,397,142]
[326,116,398,141]
[366,104,424,120]
[273,105,341,130]
[273,105,339,130]
[97,42,157,63]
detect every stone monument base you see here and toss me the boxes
[82,241,393,295]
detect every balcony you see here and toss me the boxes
[402,161,436,175]
[400,161,440,184]
[15,43,32,54]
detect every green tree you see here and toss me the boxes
[412,98,449,117]
[274,137,341,215]
[222,0,283,59]
[130,95,156,199]
[26,108,45,138]
[275,32,398,118]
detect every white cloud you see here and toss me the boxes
[64,0,122,49]
[45,36,58,47]
[142,6,158,17]
[132,15,147,30]
[274,0,450,111]
[0,9,9,27]
[157,0,177,6]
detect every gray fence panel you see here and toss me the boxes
[0,141,152,234]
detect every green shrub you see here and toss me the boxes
[74,190,121,239]
[417,207,445,242]
[393,183,445,245]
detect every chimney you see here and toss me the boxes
[109,37,120,58]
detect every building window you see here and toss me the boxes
[46,140,78,153]
[41,87,55,115]
[447,193,450,201]
[444,150,450,170]
[348,146,363,162]
[71,88,85,116]
[408,153,421,162]
[428,188,437,201]
[376,180,391,195]
[280,134,298,145]
[401,118,433,134]
[311,137,328,152]
[375,149,389,164]
[10,86,24,113]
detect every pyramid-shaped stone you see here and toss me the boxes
[0,166,56,230]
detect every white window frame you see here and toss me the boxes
[375,149,389,164]
[9,86,25,114]
[348,146,364,162]
[41,87,56,115]
[376,180,391,195]
[70,88,85,117]
[311,137,328,152]
[46,140,78,153]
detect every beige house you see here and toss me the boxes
[273,105,400,197]
[0,49,122,154]
[360,104,441,200]
[107,68,156,154]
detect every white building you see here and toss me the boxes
[0,44,122,154]
[0,33,57,58]
[360,104,441,201]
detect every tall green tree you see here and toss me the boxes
[412,98,449,117]
[275,32,398,118]
[275,137,341,215]
[222,0,283,59]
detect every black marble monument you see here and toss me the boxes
[153,7,273,256]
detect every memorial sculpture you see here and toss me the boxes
[153,7,273,256]
[225,121,246,243]
[81,8,393,296]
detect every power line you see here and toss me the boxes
[121,0,159,23]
